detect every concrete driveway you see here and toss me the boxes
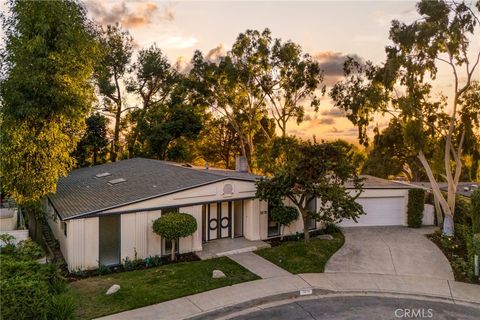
[325,226,454,280]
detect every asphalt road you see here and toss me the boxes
[232,296,480,320]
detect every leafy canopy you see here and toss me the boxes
[152,212,198,240]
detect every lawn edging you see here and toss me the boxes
[255,231,345,274]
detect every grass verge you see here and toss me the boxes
[70,257,259,319]
[255,232,344,274]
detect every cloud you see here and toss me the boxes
[206,43,227,63]
[157,35,198,49]
[313,51,364,86]
[86,1,175,28]
[320,107,346,118]
[175,56,192,74]
[317,117,335,125]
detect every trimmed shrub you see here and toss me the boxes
[270,205,299,239]
[407,188,425,228]
[472,189,480,234]
[473,233,480,256]
[153,212,197,260]
[456,224,475,280]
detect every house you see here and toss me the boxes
[45,158,413,271]
[409,181,479,198]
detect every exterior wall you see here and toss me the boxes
[119,205,202,262]
[103,179,257,214]
[0,208,17,231]
[66,218,99,271]
[243,199,261,240]
[120,210,162,261]
[45,201,69,264]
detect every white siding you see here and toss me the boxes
[67,218,99,271]
[180,205,203,252]
[103,179,257,214]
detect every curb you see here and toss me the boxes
[186,288,480,320]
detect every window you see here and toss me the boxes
[62,222,67,237]
[162,238,179,256]
[306,197,317,230]
[267,203,280,237]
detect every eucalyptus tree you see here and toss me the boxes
[330,0,480,235]
[126,45,178,156]
[264,40,325,137]
[0,0,98,208]
[94,23,133,162]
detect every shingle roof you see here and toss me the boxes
[409,181,479,198]
[48,158,260,220]
[346,175,412,189]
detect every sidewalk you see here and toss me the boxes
[228,252,291,279]
[96,272,480,320]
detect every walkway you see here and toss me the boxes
[228,252,291,279]
[325,226,454,280]
[196,238,270,260]
[96,273,480,320]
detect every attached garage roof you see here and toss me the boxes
[48,158,260,220]
[351,175,412,189]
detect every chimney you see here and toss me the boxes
[235,156,248,173]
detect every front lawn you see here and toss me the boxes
[256,232,344,274]
[70,257,259,319]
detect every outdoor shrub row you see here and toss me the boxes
[472,189,480,234]
[0,241,74,320]
[407,188,425,228]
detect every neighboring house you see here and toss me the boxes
[409,181,479,198]
[45,158,413,271]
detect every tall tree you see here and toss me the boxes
[264,40,325,137]
[126,45,178,157]
[330,0,480,235]
[190,30,273,170]
[94,23,133,162]
[198,116,241,169]
[75,113,109,167]
[0,0,98,207]
[256,138,365,243]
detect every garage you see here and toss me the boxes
[337,176,410,227]
[338,196,406,227]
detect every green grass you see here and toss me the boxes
[256,232,345,274]
[70,257,259,319]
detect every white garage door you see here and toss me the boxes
[338,197,405,227]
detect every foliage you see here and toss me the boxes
[97,264,111,275]
[48,293,76,320]
[270,205,299,239]
[0,233,15,246]
[256,138,365,243]
[153,213,197,240]
[473,233,480,256]
[456,224,475,281]
[407,188,425,228]
[329,0,480,236]
[0,0,99,207]
[0,252,71,320]
[472,189,480,234]
[70,257,259,319]
[75,113,109,167]
[256,232,344,274]
[454,196,472,226]
[94,23,133,162]
[16,238,44,260]
[123,256,145,272]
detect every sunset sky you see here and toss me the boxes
[2,0,479,142]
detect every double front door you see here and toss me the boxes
[202,201,244,241]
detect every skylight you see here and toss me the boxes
[108,178,127,185]
[95,172,111,178]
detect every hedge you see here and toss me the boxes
[152,212,197,240]
[407,188,425,228]
[472,189,480,234]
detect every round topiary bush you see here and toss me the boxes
[153,212,197,260]
[407,188,425,228]
[270,205,299,240]
[472,189,480,234]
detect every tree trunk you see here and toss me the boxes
[303,216,310,244]
[171,240,176,261]
[111,105,121,162]
[280,225,284,241]
[434,196,443,226]
[93,149,98,165]
[443,214,454,236]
